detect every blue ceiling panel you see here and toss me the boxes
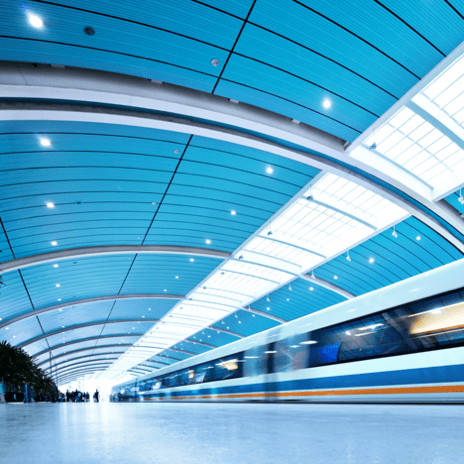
[46,0,243,48]
[201,0,253,18]
[94,335,140,347]
[21,256,136,309]
[108,299,178,321]
[49,354,119,372]
[212,309,279,337]
[160,349,192,362]
[1,1,232,91]
[38,300,115,333]
[0,317,43,346]
[214,80,361,142]
[253,278,347,322]
[46,325,104,348]
[0,227,14,262]
[0,270,34,321]
[250,0,420,98]
[313,217,463,296]
[170,340,211,356]
[23,339,50,358]
[99,321,154,336]
[199,328,242,348]
[120,254,220,295]
[249,0,442,80]
[48,339,101,357]
[234,24,397,115]
[146,137,320,250]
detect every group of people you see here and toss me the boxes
[65,389,99,402]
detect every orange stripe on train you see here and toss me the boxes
[167,384,464,400]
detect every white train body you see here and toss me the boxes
[112,259,464,403]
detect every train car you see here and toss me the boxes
[111,258,464,403]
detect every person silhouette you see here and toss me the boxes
[94,389,99,403]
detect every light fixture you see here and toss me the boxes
[46,202,55,208]
[266,167,273,174]
[266,296,270,303]
[334,275,338,280]
[346,252,351,262]
[323,98,332,109]
[459,190,464,205]
[39,137,51,146]
[190,258,194,262]
[53,264,59,268]
[369,257,375,264]
[205,239,211,244]
[309,287,314,291]
[231,210,236,215]
[346,331,351,335]
[173,149,180,154]
[311,271,315,279]
[211,58,220,67]
[288,284,292,291]
[58,299,61,302]
[51,241,58,246]
[163,289,167,292]
[56,284,60,288]
[416,235,421,241]
[175,276,179,279]
[266,307,270,310]
[392,226,398,238]
[28,13,44,29]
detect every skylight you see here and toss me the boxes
[103,173,408,378]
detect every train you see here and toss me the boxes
[111,258,464,403]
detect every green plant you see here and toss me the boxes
[0,340,57,397]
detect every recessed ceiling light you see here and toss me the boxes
[334,275,338,280]
[53,264,59,268]
[346,331,351,335]
[323,99,332,109]
[205,239,211,244]
[231,210,236,215]
[151,202,157,205]
[58,299,61,301]
[173,149,180,154]
[5,327,9,330]
[39,137,51,147]
[163,289,167,292]
[211,58,220,67]
[190,258,194,262]
[28,13,43,29]
[175,276,179,279]
[309,287,314,291]
[369,257,375,264]
[266,167,274,174]
[56,284,60,288]
[46,202,55,208]
[416,235,421,241]
[51,241,58,246]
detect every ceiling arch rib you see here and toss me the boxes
[0,294,184,330]
[39,349,128,368]
[46,356,121,373]
[0,245,229,274]
[3,64,464,245]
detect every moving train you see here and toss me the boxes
[111,259,464,403]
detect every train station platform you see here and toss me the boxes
[1,403,462,464]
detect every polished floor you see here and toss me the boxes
[1,402,463,464]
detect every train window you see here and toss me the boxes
[243,345,271,377]
[210,354,243,382]
[273,332,311,373]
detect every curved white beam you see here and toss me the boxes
[299,274,355,299]
[39,349,127,368]
[0,245,229,274]
[0,294,184,330]
[2,64,463,249]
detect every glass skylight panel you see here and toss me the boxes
[365,106,464,187]
[309,173,405,226]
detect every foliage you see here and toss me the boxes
[0,340,57,397]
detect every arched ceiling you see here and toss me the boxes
[2,0,464,385]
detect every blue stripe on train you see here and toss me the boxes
[142,363,464,399]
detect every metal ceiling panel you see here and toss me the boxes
[0,270,34,321]
[252,278,347,322]
[313,217,463,296]
[0,317,44,346]
[108,299,178,321]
